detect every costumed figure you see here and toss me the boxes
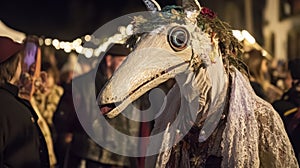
[97,0,298,167]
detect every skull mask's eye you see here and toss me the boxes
[168,26,189,51]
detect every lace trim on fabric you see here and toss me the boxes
[221,68,298,168]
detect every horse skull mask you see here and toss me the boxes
[98,8,228,120]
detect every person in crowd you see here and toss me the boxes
[0,36,50,167]
[60,52,83,87]
[34,62,63,128]
[272,58,300,162]
[269,59,290,91]
[42,46,57,68]
[52,78,74,167]
[31,62,63,167]
[54,43,140,168]
[243,49,283,103]
[31,83,58,168]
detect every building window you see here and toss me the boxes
[287,30,300,60]
[288,0,300,14]
[281,0,300,19]
[297,32,300,58]
[270,33,275,56]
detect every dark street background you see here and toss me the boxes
[0,0,178,40]
[0,0,253,40]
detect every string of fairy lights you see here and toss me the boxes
[38,35,112,58]
[38,24,133,58]
[38,27,263,59]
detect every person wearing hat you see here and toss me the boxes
[273,58,300,163]
[54,43,140,168]
[0,36,50,168]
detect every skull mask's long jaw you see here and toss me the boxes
[98,26,193,118]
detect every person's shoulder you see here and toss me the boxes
[0,88,27,118]
[52,84,64,96]
[72,69,98,92]
[272,99,297,117]
[250,81,268,100]
[250,81,261,88]
[73,68,96,82]
[0,88,17,102]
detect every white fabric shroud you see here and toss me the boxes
[150,67,298,168]
[221,68,298,168]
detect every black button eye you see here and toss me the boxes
[168,27,189,51]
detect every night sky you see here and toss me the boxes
[0,0,229,40]
[0,0,180,40]
[1,0,267,68]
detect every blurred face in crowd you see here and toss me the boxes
[7,52,23,85]
[11,55,22,84]
[245,49,270,84]
[285,71,293,90]
[111,55,127,71]
[105,55,127,77]
[46,72,55,89]
[261,59,268,74]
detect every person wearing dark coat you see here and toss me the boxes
[0,36,50,168]
[54,43,141,168]
[272,58,300,163]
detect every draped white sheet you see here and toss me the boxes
[221,68,298,167]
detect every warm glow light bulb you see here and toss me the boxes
[52,39,59,48]
[242,30,256,44]
[232,30,244,41]
[85,48,93,58]
[75,46,83,53]
[44,38,52,46]
[84,35,91,42]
